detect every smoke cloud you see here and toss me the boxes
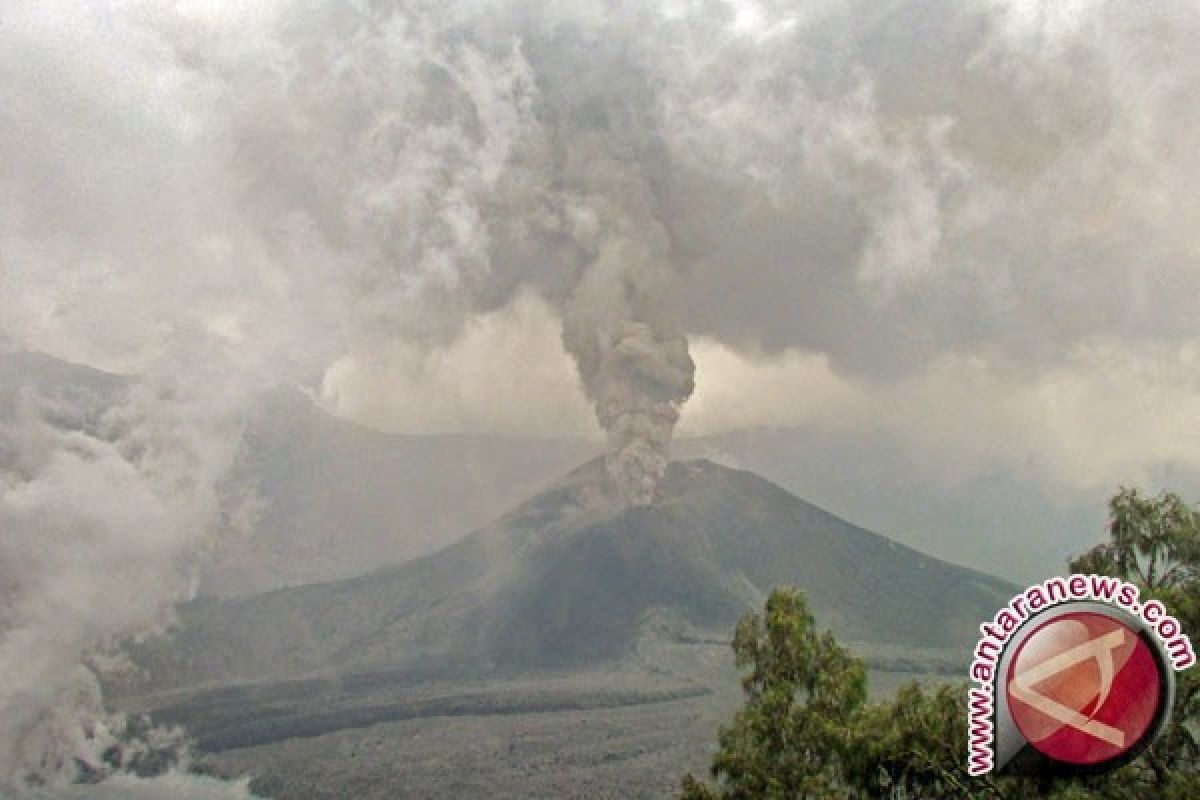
[0,0,701,789]
[0,351,257,791]
[550,139,696,504]
[565,293,694,505]
[0,0,538,792]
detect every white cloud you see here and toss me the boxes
[679,339,861,435]
[874,341,1200,492]
[675,334,1200,496]
[316,308,860,442]
[318,291,597,439]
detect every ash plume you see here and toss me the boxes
[540,133,697,505]
[487,31,700,506]
[564,257,695,505]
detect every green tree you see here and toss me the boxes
[1068,488,1199,796]
[681,588,866,799]
[682,487,1199,799]
[1073,488,1200,592]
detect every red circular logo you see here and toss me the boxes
[1005,611,1163,766]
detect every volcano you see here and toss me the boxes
[121,457,1014,694]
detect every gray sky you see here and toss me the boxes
[4,0,1199,512]
[3,0,1198,525]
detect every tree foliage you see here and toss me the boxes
[681,488,1200,799]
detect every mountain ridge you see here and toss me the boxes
[116,457,1016,695]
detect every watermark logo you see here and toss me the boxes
[967,575,1193,776]
[1006,611,1162,766]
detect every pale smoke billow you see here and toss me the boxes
[0,356,259,794]
[0,1,537,794]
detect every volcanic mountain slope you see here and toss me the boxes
[121,458,1016,693]
[0,351,594,595]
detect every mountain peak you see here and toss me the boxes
[121,457,1016,693]
[503,456,774,528]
